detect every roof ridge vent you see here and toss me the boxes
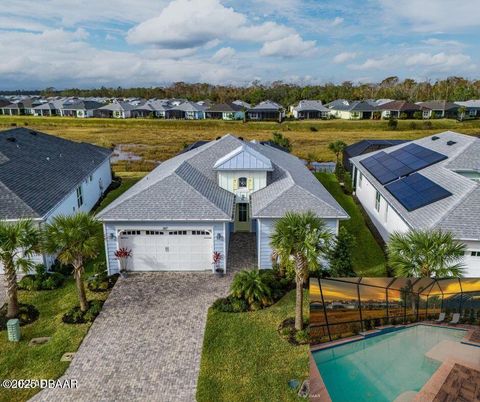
[431,136,440,141]
[447,140,457,146]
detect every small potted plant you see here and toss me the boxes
[114,247,132,278]
[212,251,224,276]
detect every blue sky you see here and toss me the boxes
[0,0,479,89]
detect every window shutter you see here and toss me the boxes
[247,177,254,190]
[233,178,238,190]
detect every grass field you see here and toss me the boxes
[1,116,479,167]
[316,173,387,276]
[197,290,309,402]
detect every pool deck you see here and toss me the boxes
[310,322,480,402]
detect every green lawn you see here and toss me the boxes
[316,172,387,276]
[0,269,108,402]
[197,290,309,402]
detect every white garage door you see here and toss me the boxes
[118,229,213,271]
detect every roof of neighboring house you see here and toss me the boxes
[232,100,251,109]
[0,128,112,220]
[249,100,283,111]
[377,100,422,111]
[455,100,480,109]
[207,102,245,113]
[351,131,480,238]
[97,135,348,222]
[418,100,459,111]
[326,100,377,112]
[97,101,136,112]
[344,139,409,158]
[1,99,34,109]
[169,101,207,112]
[178,140,210,154]
[63,100,104,110]
[293,100,330,112]
[33,100,64,110]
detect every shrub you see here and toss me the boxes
[374,318,381,328]
[0,303,39,330]
[399,112,408,119]
[231,269,273,308]
[310,126,318,132]
[18,264,65,291]
[364,319,372,331]
[413,111,422,119]
[87,273,119,292]
[212,296,249,313]
[328,227,356,277]
[409,122,417,130]
[387,117,398,130]
[423,121,433,130]
[50,260,73,276]
[295,330,310,344]
[62,300,104,324]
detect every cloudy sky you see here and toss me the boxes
[0,0,479,89]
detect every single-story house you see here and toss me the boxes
[246,100,284,122]
[130,103,154,119]
[350,131,480,276]
[94,102,135,118]
[232,100,251,109]
[376,100,422,119]
[417,101,459,119]
[343,139,409,172]
[145,100,170,118]
[0,128,112,273]
[32,100,65,117]
[326,100,377,120]
[62,100,104,118]
[97,134,348,274]
[205,102,245,120]
[455,100,480,119]
[0,99,35,116]
[165,101,206,119]
[291,100,330,119]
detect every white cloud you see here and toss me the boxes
[212,47,236,62]
[331,17,344,26]
[333,51,356,63]
[421,38,463,47]
[349,55,397,70]
[260,34,316,57]
[405,52,474,70]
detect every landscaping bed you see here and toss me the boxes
[0,303,39,331]
[197,290,309,402]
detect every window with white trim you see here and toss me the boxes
[471,251,480,257]
[123,230,141,235]
[375,191,381,212]
[169,230,187,235]
[238,177,247,188]
[145,230,164,235]
[76,185,83,208]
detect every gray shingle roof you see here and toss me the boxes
[293,100,330,112]
[351,131,480,238]
[97,134,348,222]
[249,100,283,111]
[0,128,112,220]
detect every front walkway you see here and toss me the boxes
[32,233,258,402]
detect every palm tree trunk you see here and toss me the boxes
[295,278,304,331]
[73,266,88,312]
[5,262,19,318]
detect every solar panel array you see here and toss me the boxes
[385,173,452,211]
[360,143,447,185]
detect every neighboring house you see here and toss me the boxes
[377,100,422,119]
[0,128,112,273]
[0,99,35,116]
[165,101,206,119]
[417,101,459,119]
[32,100,65,117]
[246,100,284,121]
[232,100,251,109]
[145,100,170,118]
[62,100,104,118]
[291,100,330,119]
[94,102,135,118]
[131,103,154,119]
[97,135,348,274]
[326,100,377,119]
[350,131,480,276]
[205,102,245,120]
[455,100,480,119]
[343,139,409,172]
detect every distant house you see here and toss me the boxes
[377,100,422,119]
[0,99,35,116]
[62,100,104,118]
[291,100,330,119]
[32,100,65,117]
[0,128,112,273]
[246,100,284,121]
[455,100,480,119]
[205,102,245,120]
[326,99,377,119]
[343,139,409,172]
[146,100,170,118]
[232,100,251,109]
[95,102,135,118]
[417,101,459,119]
[131,103,154,119]
[165,101,206,119]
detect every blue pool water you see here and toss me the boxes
[313,325,466,402]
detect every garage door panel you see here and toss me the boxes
[119,229,213,271]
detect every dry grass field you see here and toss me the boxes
[1,116,479,172]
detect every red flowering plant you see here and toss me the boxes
[114,248,132,274]
[212,251,223,274]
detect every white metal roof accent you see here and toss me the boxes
[213,144,273,171]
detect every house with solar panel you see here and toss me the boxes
[97,135,348,274]
[350,131,480,276]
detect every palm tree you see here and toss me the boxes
[43,213,103,312]
[388,230,465,277]
[0,220,40,318]
[270,211,332,330]
[328,140,347,164]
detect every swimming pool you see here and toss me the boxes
[312,325,466,402]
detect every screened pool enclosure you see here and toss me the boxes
[310,278,480,343]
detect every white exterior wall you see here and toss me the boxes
[331,110,358,120]
[222,111,244,120]
[103,221,227,274]
[462,240,480,277]
[217,171,267,195]
[257,217,339,269]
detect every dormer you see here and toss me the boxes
[214,145,273,200]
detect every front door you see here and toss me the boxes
[234,203,250,232]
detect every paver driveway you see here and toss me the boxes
[32,272,233,402]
